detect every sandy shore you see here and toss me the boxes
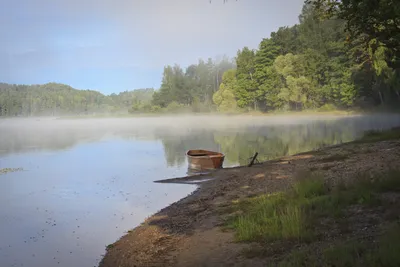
[99,136,400,267]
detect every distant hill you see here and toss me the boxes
[0,82,154,116]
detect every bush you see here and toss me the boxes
[150,105,161,112]
[165,101,185,113]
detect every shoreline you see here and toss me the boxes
[99,129,400,267]
[56,110,361,120]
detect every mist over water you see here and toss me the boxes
[1,114,400,267]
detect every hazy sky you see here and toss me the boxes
[0,0,304,94]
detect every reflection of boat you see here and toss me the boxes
[186,149,225,170]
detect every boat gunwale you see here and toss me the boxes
[186,150,225,159]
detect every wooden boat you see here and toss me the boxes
[186,149,225,170]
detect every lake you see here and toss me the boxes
[1,114,400,267]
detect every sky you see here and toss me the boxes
[0,0,304,94]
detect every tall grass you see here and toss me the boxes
[229,170,400,243]
[278,223,400,267]
[293,174,327,198]
[231,193,306,241]
[230,174,325,242]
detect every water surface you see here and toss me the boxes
[1,114,399,267]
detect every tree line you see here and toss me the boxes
[1,1,399,116]
[0,82,154,116]
[0,56,234,116]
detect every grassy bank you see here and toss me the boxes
[279,222,400,267]
[224,128,400,266]
[228,170,400,239]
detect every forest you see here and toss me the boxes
[0,82,155,116]
[0,1,399,116]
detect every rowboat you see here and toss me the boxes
[186,149,225,170]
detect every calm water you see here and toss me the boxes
[1,114,400,267]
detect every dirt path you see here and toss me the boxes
[99,139,400,267]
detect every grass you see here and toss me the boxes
[293,173,327,198]
[228,174,325,242]
[277,249,319,267]
[228,170,400,243]
[278,223,400,267]
[106,244,114,250]
[367,223,400,267]
[322,241,367,267]
[230,192,304,241]
[222,128,400,265]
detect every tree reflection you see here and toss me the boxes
[160,116,400,167]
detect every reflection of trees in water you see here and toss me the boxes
[214,133,288,166]
[1,115,399,165]
[214,121,355,166]
[161,116,400,167]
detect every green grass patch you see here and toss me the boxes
[228,170,400,243]
[106,244,114,250]
[277,249,319,267]
[293,174,327,198]
[228,174,324,242]
[365,223,400,267]
[229,192,308,242]
[323,241,367,267]
[278,222,400,267]
[304,171,400,218]
[370,170,400,192]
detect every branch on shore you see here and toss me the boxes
[248,152,259,167]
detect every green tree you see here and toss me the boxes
[235,47,258,109]
[212,69,238,112]
[310,0,400,59]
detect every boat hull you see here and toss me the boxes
[186,150,225,171]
